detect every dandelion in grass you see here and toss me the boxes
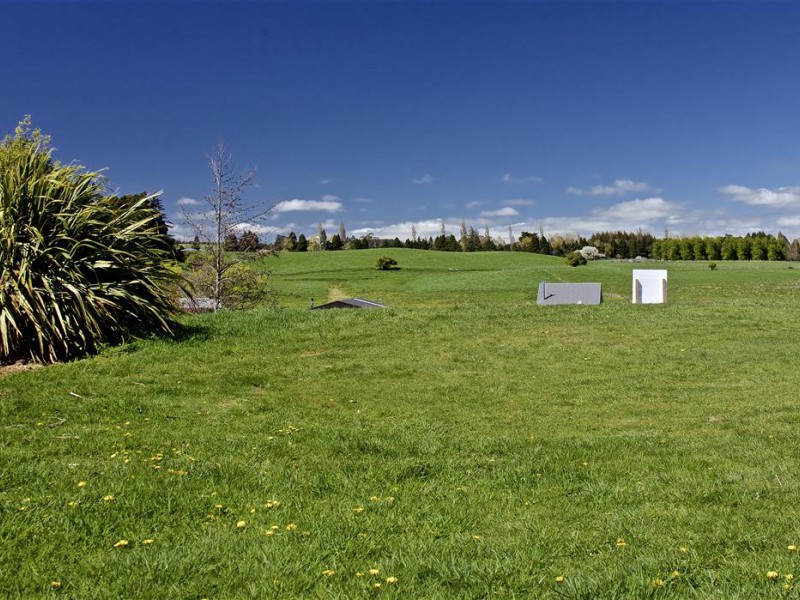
[50,581,61,590]
[270,525,279,531]
[789,545,798,553]
[214,503,223,510]
[766,571,780,581]
[786,574,794,581]
[671,571,680,578]
[784,583,793,590]
[77,481,86,488]
[369,569,380,576]
[679,547,689,554]
[67,501,77,507]
[113,539,129,548]
[322,569,335,577]
[385,576,398,584]
[615,538,627,548]
[286,523,297,531]
[142,539,154,545]
[385,496,395,504]
[554,576,564,584]
[236,520,246,529]
[264,530,274,537]
[353,507,365,514]
[102,495,115,502]
[372,583,381,589]
[652,578,664,588]
[472,535,482,541]
[356,572,364,578]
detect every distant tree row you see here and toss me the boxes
[243,222,800,261]
[651,232,798,261]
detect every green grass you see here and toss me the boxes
[2,250,800,598]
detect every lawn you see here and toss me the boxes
[2,250,800,598]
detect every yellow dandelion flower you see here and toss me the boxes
[50,581,61,590]
[77,481,86,488]
[249,508,256,514]
[67,501,77,507]
[286,523,297,531]
[322,569,335,577]
[554,576,564,584]
[369,569,381,576]
[370,496,381,502]
[615,538,627,548]
[679,546,689,554]
[472,535,482,541]
[150,464,161,470]
[141,539,155,545]
[652,578,664,588]
[113,539,129,548]
[789,545,798,553]
[356,572,364,578]
[214,503,223,509]
[372,583,381,589]
[671,571,681,578]
[786,574,795,581]
[385,576,398,584]
[767,571,780,581]
[385,496,395,504]
[784,583,793,590]
[302,531,310,537]
[270,525,279,531]
[353,507,365,514]
[102,495,115,502]
[236,520,247,529]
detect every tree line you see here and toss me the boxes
[221,225,800,261]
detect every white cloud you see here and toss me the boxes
[597,197,676,222]
[504,199,536,206]
[272,198,343,213]
[413,173,435,185]
[502,172,543,184]
[466,201,483,209]
[318,178,334,185]
[777,215,800,228]
[718,184,800,208]
[177,196,200,206]
[480,207,519,218]
[566,179,656,196]
[321,194,341,202]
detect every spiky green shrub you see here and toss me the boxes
[0,121,180,364]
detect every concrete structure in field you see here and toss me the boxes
[310,297,387,310]
[632,269,668,304]
[537,282,602,306]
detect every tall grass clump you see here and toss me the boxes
[0,118,180,364]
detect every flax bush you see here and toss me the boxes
[0,119,180,363]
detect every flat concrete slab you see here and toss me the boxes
[537,282,602,306]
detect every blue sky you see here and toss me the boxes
[4,1,800,242]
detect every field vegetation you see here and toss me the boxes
[2,249,800,598]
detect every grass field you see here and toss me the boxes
[2,249,800,598]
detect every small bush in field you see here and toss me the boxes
[566,251,587,267]
[377,255,399,270]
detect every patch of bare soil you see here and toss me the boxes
[0,361,42,378]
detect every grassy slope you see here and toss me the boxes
[2,250,800,598]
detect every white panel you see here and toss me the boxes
[632,269,668,304]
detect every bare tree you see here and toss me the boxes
[183,141,272,311]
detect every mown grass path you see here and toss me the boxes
[2,251,800,598]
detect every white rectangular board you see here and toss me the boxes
[632,269,668,304]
